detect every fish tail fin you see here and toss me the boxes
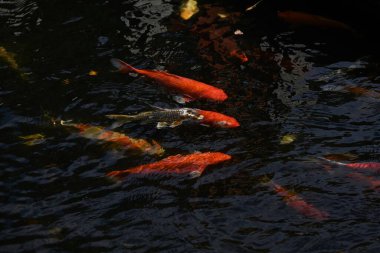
[110,58,138,74]
[106,170,128,181]
[150,140,165,156]
[258,174,274,186]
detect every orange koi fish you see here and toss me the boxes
[270,181,329,221]
[277,11,356,33]
[197,109,240,128]
[319,157,380,172]
[61,121,164,156]
[322,85,380,99]
[344,86,380,99]
[111,58,228,103]
[107,152,231,179]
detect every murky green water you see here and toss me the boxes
[1,1,380,252]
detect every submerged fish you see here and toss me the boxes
[61,121,164,156]
[280,133,297,145]
[277,11,356,33]
[270,181,329,221]
[107,152,231,179]
[19,133,46,146]
[344,86,380,99]
[0,46,18,70]
[111,58,228,103]
[0,46,27,79]
[347,172,380,191]
[319,157,380,172]
[107,106,240,129]
[321,84,380,99]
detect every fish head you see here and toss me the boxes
[207,152,232,164]
[213,90,228,101]
[179,108,204,120]
[193,152,232,165]
[184,152,231,166]
[198,110,239,128]
[202,89,228,102]
[215,118,240,128]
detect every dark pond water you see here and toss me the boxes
[1,0,380,252]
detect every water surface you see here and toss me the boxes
[1,1,380,252]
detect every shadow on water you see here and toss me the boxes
[1,0,380,252]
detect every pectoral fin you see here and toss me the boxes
[173,95,194,104]
[187,165,207,178]
[156,120,183,129]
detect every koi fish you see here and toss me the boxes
[347,172,380,191]
[111,58,228,103]
[0,46,18,70]
[197,109,240,128]
[270,181,329,221]
[107,106,240,129]
[318,157,380,172]
[344,86,380,99]
[277,11,356,33]
[107,152,231,179]
[61,121,164,156]
[321,84,380,99]
[106,107,203,129]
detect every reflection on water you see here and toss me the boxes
[1,0,380,252]
[0,0,39,34]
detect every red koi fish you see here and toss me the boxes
[197,109,240,128]
[277,11,356,33]
[111,58,228,103]
[319,157,380,172]
[61,121,164,156]
[270,181,329,221]
[347,172,380,191]
[107,152,231,179]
